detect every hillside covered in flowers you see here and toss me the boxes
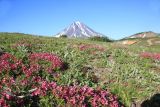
[0,33,160,107]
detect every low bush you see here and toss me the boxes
[89,36,112,42]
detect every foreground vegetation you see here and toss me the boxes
[0,33,160,107]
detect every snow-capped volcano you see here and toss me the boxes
[55,21,104,38]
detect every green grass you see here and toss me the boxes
[0,32,160,106]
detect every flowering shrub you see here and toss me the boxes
[0,53,123,107]
[140,52,160,61]
[0,52,64,106]
[29,53,64,72]
[52,85,123,107]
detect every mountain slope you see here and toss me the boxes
[126,31,158,39]
[55,21,104,38]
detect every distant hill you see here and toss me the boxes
[125,31,158,39]
[120,31,160,46]
[55,21,105,38]
[0,32,28,35]
[0,32,46,38]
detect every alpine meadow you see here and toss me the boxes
[1,0,160,107]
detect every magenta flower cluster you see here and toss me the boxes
[0,53,123,107]
[140,52,160,60]
[52,85,123,107]
[0,53,63,106]
[29,53,63,72]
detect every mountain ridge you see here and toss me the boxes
[126,31,158,39]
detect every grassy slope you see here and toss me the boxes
[0,32,160,106]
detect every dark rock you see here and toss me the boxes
[0,47,5,56]
[141,93,160,107]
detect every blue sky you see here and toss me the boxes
[0,0,160,39]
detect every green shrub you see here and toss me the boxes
[59,35,67,38]
[89,36,112,42]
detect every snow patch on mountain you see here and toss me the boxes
[55,21,104,38]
